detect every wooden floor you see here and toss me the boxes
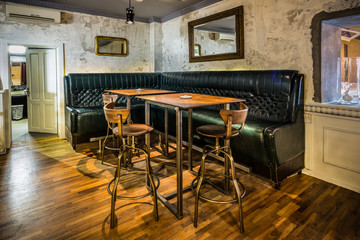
[0,136,359,240]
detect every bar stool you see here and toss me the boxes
[104,102,159,229]
[102,92,119,105]
[192,102,248,232]
[101,93,120,164]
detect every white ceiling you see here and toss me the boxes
[4,0,223,23]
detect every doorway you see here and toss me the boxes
[9,45,58,142]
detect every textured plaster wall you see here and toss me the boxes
[149,22,163,72]
[161,0,360,103]
[0,1,151,74]
[0,1,152,147]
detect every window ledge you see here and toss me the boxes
[304,102,360,118]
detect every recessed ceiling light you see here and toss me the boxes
[135,0,143,2]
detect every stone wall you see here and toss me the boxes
[161,0,360,103]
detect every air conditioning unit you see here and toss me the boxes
[6,3,61,23]
[214,33,236,41]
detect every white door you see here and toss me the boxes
[26,49,57,134]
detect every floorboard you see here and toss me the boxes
[0,136,359,240]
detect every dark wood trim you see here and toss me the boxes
[188,6,244,63]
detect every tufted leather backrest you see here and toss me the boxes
[64,71,303,124]
[160,71,303,124]
[64,73,161,107]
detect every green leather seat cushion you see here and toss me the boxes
[70,104,145,136]
[74,107,107,136]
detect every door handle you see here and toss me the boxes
[26,88,30,97]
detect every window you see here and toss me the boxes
[311,7,360,106]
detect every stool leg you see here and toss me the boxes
[110,150,124,229]
[145,151,159,221]
[101,127,110,164]
[228,153,244,233]
[194,151,207,228]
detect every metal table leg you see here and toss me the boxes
[188,109,193,171]
[175,107,183,218]
[145,102,151,148]
[126,96,132,166]
[164,108,169,156]
[224,103,230,194]
[126,96,131,123]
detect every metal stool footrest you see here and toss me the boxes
[104,145,122,151]
[191,174,246,204]
[107,171,160,200]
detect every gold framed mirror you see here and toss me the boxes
[95,36,128,57]
[188,6,244,62]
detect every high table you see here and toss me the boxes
[106,88,175,123]
[104,89,175,164]
[137,92,244,219]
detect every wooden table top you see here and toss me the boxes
[137,92,244,109]
[106,88,175,96]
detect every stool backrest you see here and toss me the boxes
[104,102,130,138]
[220,103,248,139]
[102,93,118,105]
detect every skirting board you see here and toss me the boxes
[303,169,360,193]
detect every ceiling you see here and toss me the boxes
[324,14,360,30]
[4,0,223,23]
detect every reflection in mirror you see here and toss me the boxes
[194,16,236,56]
[95,36,128,57]
[188,6,244,63]
[194,44,201,56]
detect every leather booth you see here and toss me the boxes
[64,71,304,189]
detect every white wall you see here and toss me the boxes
[0,1,152,148]
[161,0,360,103]
[0,2,152,74]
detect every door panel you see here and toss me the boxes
[29,103,41,129]
[44,103,55,129]
[29,54,41,100]
[44,52,57,100]
[26,49,57,134]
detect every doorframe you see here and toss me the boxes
[0,38,65,148]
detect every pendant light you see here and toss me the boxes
[126,0,135,24]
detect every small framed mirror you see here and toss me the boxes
[188,6,244,62]
[95,36,128,57]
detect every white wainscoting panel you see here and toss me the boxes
[324,127,360,173]
[304,102,360,193]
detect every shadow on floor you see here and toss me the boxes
[12,118,57,142]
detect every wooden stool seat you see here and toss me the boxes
[113,124,154,137]
[197,125,240,138]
